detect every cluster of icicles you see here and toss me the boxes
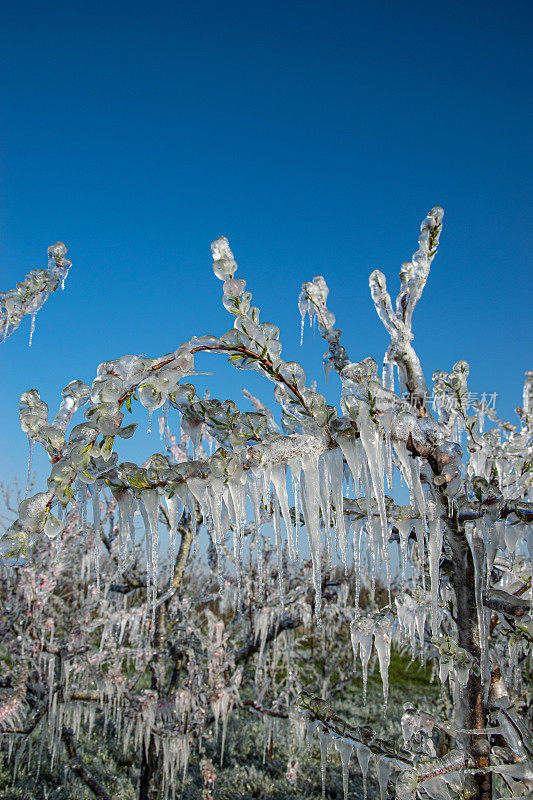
[0,241,72,345]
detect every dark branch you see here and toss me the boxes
[235,615,302,665]
[61,727,113,800]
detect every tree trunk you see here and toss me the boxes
[447,516,492,800]
[138,516,194,800]
[139,735,164,800]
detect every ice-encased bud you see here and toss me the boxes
[18,491,53,533]
[211,236,237,280]
[222,278,246,298]
[137,381,165,411]
[47,241,68,260]
[91,375,124,405]
[452,359,469,378]
[43,514,65,540]
[85,402,124,435]
[428,206,444,223]
[62,379,90,403]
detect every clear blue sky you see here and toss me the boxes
[1,0,532,486]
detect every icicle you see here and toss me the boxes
[208,479,228,597]
[147,409,152,434]
[327,449,348,567]
[376,757,392,800]
[335,738,353,800]
[355,742,371,800]
[271,464,296,561]
[484,520,503,589]
[290,459,302,557]
[351,618,373,704]
[468,521,489,688]
[272,493,285,608]
[337,434,361,496]
[357,407,388,556]
[374,616,393,712]
[382,353,394,392]
[393,440,426,529]
[317,727,330,800]
[24,436,34,499]
[414,518,427,590]
[117,493,134,572]
[305,717,318,745]
[397,520,411,592]
[318,453,332,555]
[28,311,36,346]
[299,295,308,346]
[164,491,181,584]
[381,411,394,492]
[415,604,427,661]
[368,510,380,592]
[299,454,323,624]
[249,471,264,595]
[228,470,247,609]
[89,484,101,589]
[353,520,364,613]
[90,483,101,539]
[78,481,87,539]
[428,516,443,635]
[141,490,160,616]
[161,399,169,444]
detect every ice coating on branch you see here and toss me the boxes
[211,236,238,281]
[369,208,443,410]
[1,241,72,344]
[299,275,349,375]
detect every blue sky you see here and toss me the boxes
[1,0,532,487]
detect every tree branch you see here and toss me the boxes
[235,614,302,665]
[61,727,113,800]
[483,590,530,618]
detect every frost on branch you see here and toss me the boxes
[1,209,532,799]
[1,241,72,345]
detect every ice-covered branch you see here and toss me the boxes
[298,275,350,380]
[242,699,289,719]
[1,242,72,345]
[235,613,302,664]
[369,207,444,413]
[482,589,529,618]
